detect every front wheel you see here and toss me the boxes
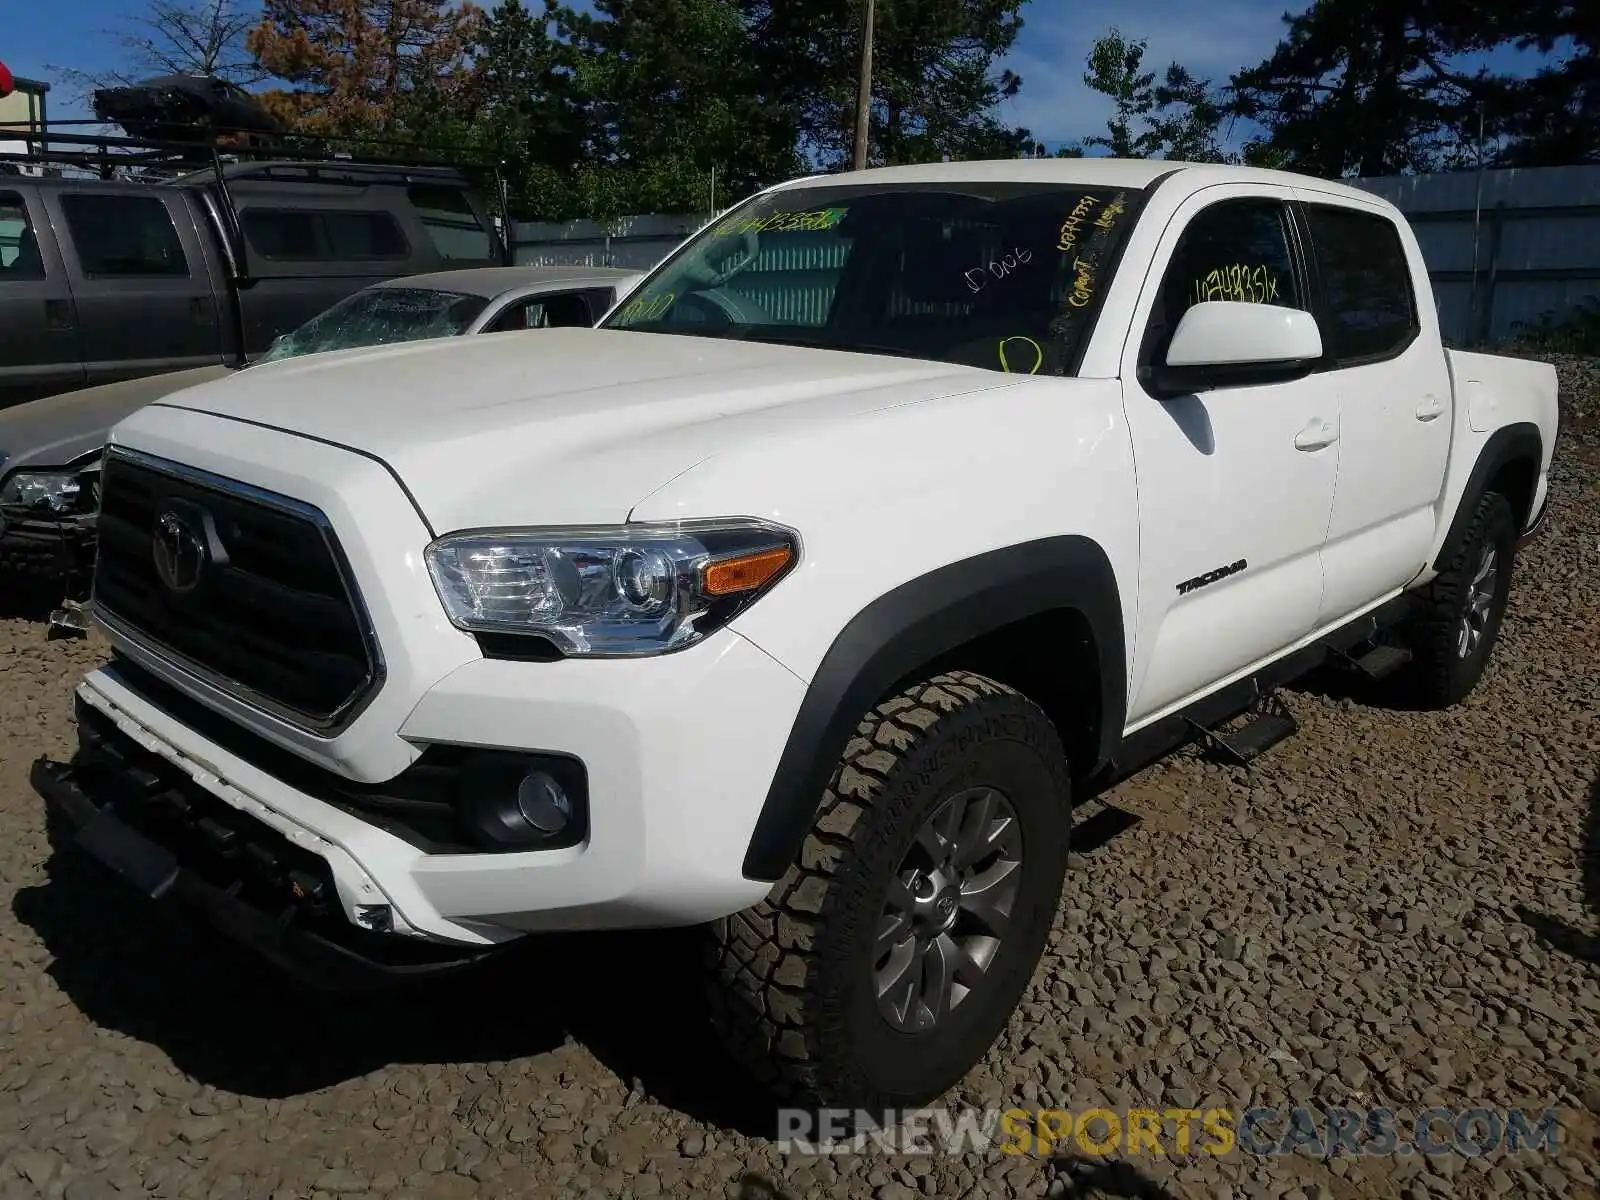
[706,670,1072,1112]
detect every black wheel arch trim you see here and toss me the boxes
[1432,421,1542,573]
[740,534,1126,882]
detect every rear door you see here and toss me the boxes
[44,189,225,386]
[0,184,85,407]
[1294,197,1452,625]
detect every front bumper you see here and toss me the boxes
[39,622,802,982]
[33,708,499,992]
[0,506,96,589]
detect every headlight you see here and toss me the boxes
[424,519,800,657]
[0,471,83,513]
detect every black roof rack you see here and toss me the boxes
[0,121,512,310]
[0,122,496,186]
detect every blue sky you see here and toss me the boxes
[3,0,1568,149]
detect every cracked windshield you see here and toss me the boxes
[600,182,1141,376]
[256,287,490,364]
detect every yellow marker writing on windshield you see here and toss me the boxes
[998,336,1043,375]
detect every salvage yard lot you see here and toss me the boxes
[0,357,1596,1200]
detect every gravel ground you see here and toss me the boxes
[1,355,1597,1200]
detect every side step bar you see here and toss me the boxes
[1327,641,1412,681]
[1184,691,1299,766]
[1092,594,1418,792]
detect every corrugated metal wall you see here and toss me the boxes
[510,212,715,271]
[510,163,1600,348]
[1351,164,1600,346]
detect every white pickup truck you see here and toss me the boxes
[35,159,1558,1114]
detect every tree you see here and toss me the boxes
[1228,0,1491,177]
[246,0,484,137]
[467,0,588,216]
[742,0,1033,169]
[1072,27,1231,161]
[1472,1,1599,165]
[46,0,270,106]
[558,0,801,215]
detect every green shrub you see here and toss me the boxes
[1504,296,1600,357]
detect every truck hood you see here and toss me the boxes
[0,365,234,475]
[141,328,1011,531]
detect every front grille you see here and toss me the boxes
[92,447,381,730]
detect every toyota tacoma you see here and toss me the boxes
[34,159,1558,1113]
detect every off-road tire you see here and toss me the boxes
[1395,490,1516,708]
[706,670,1072,1112]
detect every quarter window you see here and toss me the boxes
[408,186,494,261]
[241,209,409,261]
[1305,205,1418,362]
[61,194,190,277]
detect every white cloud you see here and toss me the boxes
[997,0,1291,150]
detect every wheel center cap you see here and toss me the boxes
[933,888,960,929]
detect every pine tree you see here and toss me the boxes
[246,0,484,137]
[741,0,1032,168]
[558,0,800,213]
[1228,0,1487,177]
[1073,27,1232,162]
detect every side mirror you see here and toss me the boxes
[1153,301,1323,394]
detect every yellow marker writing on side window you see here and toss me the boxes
[998,336,1043,375]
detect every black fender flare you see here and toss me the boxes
[740,535,1126,882]
[1432,422,1542,573]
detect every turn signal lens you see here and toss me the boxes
[703,546,794,596]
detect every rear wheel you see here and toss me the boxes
[1393,490,1516,708]
[706,670,1072,1111]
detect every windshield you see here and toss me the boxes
[598,180,1144,375]
[258,287,491,364]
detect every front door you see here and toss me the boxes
[44,189,225,386]
[0,185,84,408]
[1120,185,1342,726]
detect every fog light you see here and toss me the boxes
[459,752,588,850]
[515,770,573,835]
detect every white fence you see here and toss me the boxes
[510,163,1600,348]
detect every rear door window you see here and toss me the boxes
[60,193,190,277]
[1304,205,1419,363]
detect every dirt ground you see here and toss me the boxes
[0,358,1596,1200]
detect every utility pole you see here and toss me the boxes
[852,0,875,171]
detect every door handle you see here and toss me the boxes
[1415,396,1444,421]
[44,298,75,331]
[1293,419,1338,451]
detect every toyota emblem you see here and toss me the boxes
[152,511,206,593]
